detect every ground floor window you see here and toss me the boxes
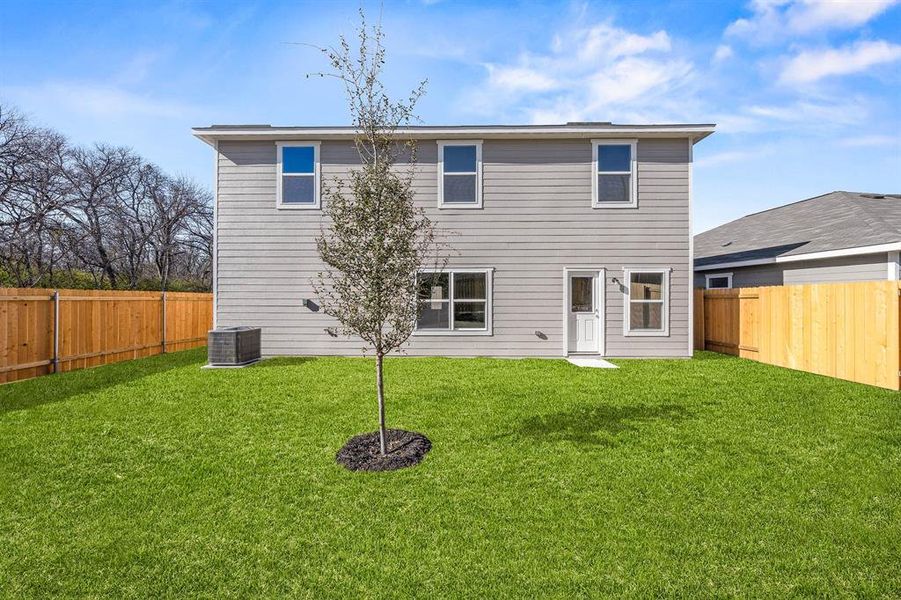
[705,273,732,289]
[416,268,492,334]
[623,268,670,336]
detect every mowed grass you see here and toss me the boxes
[1,349,898,598]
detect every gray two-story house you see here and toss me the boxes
[193,122,714,359]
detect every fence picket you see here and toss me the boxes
[697,281,900,390]
[0,288,212,384]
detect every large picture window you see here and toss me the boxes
[277,142,320,209]
[623,268,670,336]
[592,139,637,208]
[438,141,482,208]
[416,268,492,334]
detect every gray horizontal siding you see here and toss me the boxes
[215,138,691,358]
[693,252,889,287]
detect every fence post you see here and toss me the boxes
[52,290,60,373]
[161,291,168,354]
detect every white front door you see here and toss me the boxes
[567,271,601,354]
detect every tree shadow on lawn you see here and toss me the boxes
[0,349,203,414]
[512,403,692,446]
[248,357,320,368]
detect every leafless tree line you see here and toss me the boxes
[0,104,212,291]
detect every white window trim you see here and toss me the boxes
[591,139,638,209]
[705,272,733,289]
[276,141,321,210]
[622,267,671,337]
[413,267,493,336]
[888,250,900,280]
[437,140,483,209]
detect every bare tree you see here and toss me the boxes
[115,163,158,289]
[147,175,208,291]
[61,144,138,287]
[0,103,214,291]
[0,107,69,286]
[312,12,443,456]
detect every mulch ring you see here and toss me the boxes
[336,429,432,472]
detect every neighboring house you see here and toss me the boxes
[695,191,901,289]
[193,122,714,358]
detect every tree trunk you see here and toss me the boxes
[376,352,387,455]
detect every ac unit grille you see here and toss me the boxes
[208,326,261,366]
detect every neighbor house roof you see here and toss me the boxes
[695,191,901,271]
[192,122,715,146]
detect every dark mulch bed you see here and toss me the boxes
[336,429,431,472]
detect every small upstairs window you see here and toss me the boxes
[277,142,320,209]
[592,139,637,208]
[438,141,482,208]
[705,273,733,289]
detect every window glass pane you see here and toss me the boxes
[283,146,315,174]
[630,272,663,299]
[443,145,477,173]
[282,175,315,204]
[417,301,449,329]
[453,301,486,329]
[418,272,449,302]
[597,174,630,203]
[570,277,593,312]
[443,174,477,203]
[708,277,729,289]
[598,144,631,172]
[454,272,486,299]
[630,302,662,330]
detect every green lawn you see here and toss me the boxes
[1,349,898,598]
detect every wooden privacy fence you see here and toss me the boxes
[0,288,213,384]
[694,281,901,390]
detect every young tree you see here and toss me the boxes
[312,12,442,456]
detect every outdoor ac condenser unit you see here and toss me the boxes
[207,326,261,366]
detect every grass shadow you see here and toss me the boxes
[691,351,736,361]
[0,348,205,414]
[248,357,321,369]
[512,403,691,446]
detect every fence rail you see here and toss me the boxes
[0,288,212,384]
[694,281,901,390]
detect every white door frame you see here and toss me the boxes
[562,267,606,356]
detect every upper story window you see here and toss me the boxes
[592,139,637,208]
[623,268,670,336]
[415,268,493,334]
[277,142,320,209]
[438,141,482,208]
[705,273,733,289]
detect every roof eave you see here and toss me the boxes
[694,241,901,271]
[192,124,716,146]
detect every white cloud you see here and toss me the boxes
[713,45,734,63]
[727,0,899,42]
[779,40,901,83]
[462,21,694,124]
[714,96,873,134]
[577,24,671,61]
[747,98,869,126]
[5,81,199,120]
[694,147,774,167]
[485,65,558,93]
[839,134,899,147]
[787,0,899,33]
[116,51,166,86]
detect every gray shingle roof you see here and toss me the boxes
[694,191,901,267]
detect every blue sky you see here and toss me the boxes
[2,0,899,232]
